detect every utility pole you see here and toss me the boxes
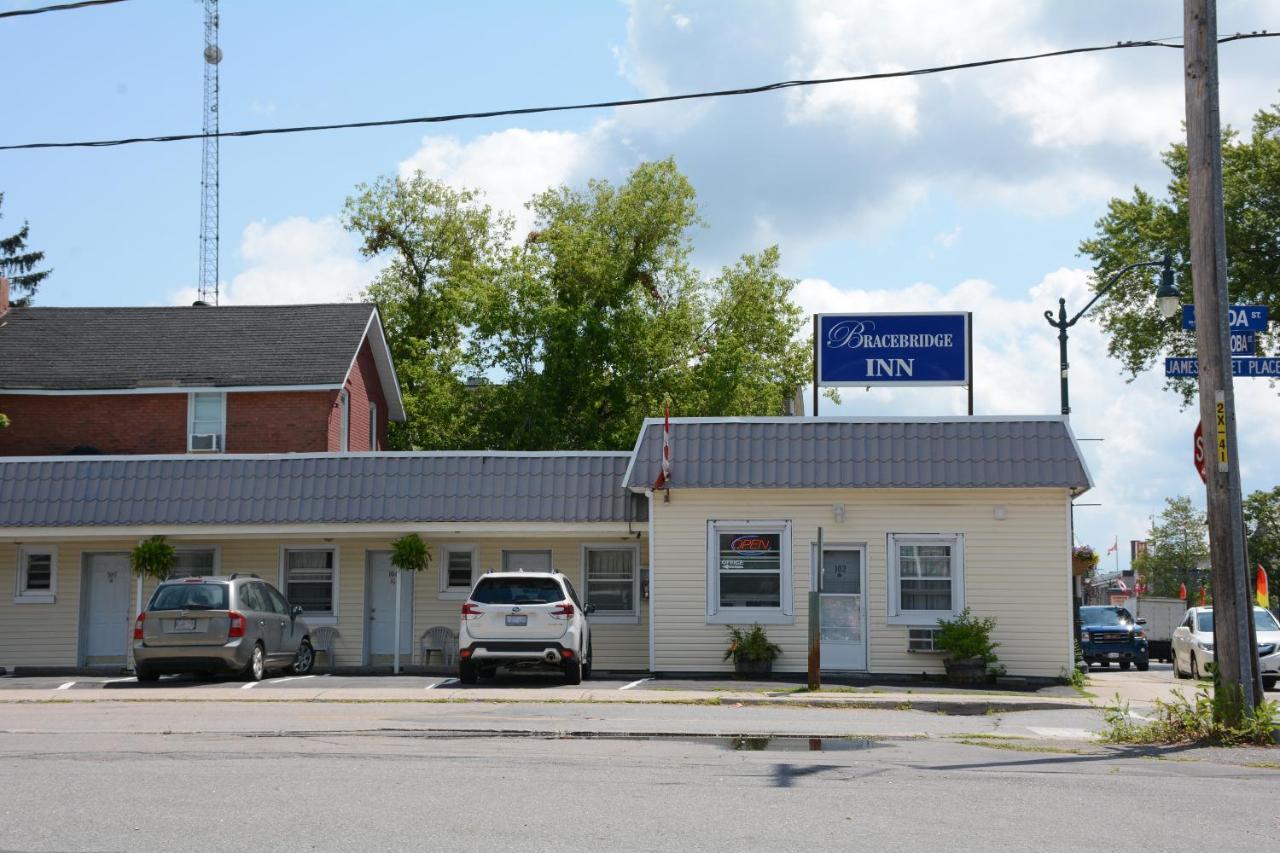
[1183,0,1262,720]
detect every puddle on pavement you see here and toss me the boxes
[725,736,874,752]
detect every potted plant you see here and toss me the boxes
[130,535,177,582]
[723,624,781,678]
[1072,545,1099,577]
[934,608,999,686]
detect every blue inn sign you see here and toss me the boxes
[816,313,971,387]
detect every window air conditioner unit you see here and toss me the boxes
[190,433,222,452]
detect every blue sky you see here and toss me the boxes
[4,0,1279,568]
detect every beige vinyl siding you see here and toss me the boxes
[652,488,1072,679]
[0,529,648,671]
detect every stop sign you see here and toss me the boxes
[1194,421,1207,484]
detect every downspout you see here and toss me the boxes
[647,489,656,675]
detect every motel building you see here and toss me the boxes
[0,300,1092,680]
[0,418,1091,680]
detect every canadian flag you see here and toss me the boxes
[653,401,671,490]
[1115,578,1128,593]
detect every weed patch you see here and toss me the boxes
[1101,688,1280,746]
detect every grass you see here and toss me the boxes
[954,738,1085,755]
[1101,687,1280,746]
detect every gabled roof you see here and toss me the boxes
[0,452,640,529]
[0,303,405,420]
[623,416,1092,494]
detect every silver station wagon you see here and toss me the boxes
[132,574,315,682]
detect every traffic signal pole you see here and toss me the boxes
[1182,0,1262,719]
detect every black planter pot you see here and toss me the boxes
[944,657,988,686]
[733,658,774,678]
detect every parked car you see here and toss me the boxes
[1171,605,1280,691]
[457,571,593,685]
[1078,605,1149,671]
[133,574,314,682]
[1133,597,1185,663]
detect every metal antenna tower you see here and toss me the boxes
[197,0,221,305]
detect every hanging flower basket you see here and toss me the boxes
[1072,545,1099,577]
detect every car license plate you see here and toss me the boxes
[1107,652,1120,659]
[505,614,528,627]
[171,618,197,632]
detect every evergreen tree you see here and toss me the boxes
[0,193,51,305]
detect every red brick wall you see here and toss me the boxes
[326,338,388,452]
[0,393,187,455]
[224,391,332,454]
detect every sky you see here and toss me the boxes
[3,0,1279,572]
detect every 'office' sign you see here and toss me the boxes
[816,312,970,387]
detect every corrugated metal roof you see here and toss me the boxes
[0,453,639,528]
[0,303,376,390]
[623,417,1091,492]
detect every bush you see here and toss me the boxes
[1102,687,1280,745]
[935,608,999,664]
[723,624,782,664]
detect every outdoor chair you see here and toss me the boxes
[419,626,458,668]
[311,626,340,673]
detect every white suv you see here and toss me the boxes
[458,571,593,684]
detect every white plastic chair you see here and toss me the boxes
[311,626,340,673]
[420,626,458,668]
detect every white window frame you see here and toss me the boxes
[15,544,57,604]
[368,402,378,451]
[278,545,339,625]
[706,520,793,625]
[580,543,641,625]
[169,545,221,579]
[438,544,479,600]
[887,533,965,626]
[187,391,227,453]
[338,390,350,452]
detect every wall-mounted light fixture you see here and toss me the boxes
[993,505,1007,521]
[833,504,846,524]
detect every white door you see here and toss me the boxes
[365,552,413,662]
[82,553,132,666]
[813,546,868,671]
[502,550,552,572]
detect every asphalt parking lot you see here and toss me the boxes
[0,671,650,692]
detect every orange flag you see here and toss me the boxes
[1179,582,1187,601]
[1258,565,1270,609]
[1200,587,1207,606]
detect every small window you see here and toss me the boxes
[188,392,226,452]
[338,390,350,452]
[583,546,639,622]
[440,545,477,597]
[16,546,57,603]
[908,628,942,652]
[888,533,964,625]
[706,520,793,624]
[169,548,217,579]
[282,548,337,619]
[368,402,378,451]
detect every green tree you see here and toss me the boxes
[1133,495,1210,598]
[345,159,811,450]
[1244,486,1280,606]
[1,192,51,305]
[1078,102,1280,404]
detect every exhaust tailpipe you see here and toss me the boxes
[544,650,561,664]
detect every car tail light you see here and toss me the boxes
[461,602,482,620]
[561,649,574,659]
[459,648,473,659]
[227,611,246,638]
[551,602,575,620]
[132,613,145,640]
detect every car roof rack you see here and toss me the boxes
[229,572,260,580]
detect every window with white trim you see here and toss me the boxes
[169,548,218,579]
[16,545,57,603]
[706,520,793,624]
[188,392,226,452]
[282,548,337,618]
[887,533,964,625]
[439,545,477,597]
[583,546,639,622]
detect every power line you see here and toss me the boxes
[0,0,130,19]
[1,30,1274,152]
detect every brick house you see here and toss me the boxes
[0,296,404,456]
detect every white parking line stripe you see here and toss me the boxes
[103,676,136,684]
[426,678,458,690]
[619,677,652,691]
[240,681,258,690]
[55,682,76,690]
[265,675,317,684]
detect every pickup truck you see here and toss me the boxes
[1078,605,1149,671]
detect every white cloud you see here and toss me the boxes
[171,216,380,306]
[934,226,962,249]
[398,127,604,238]
[793,267,1280,562]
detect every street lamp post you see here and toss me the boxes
[1043,254,1180,416]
